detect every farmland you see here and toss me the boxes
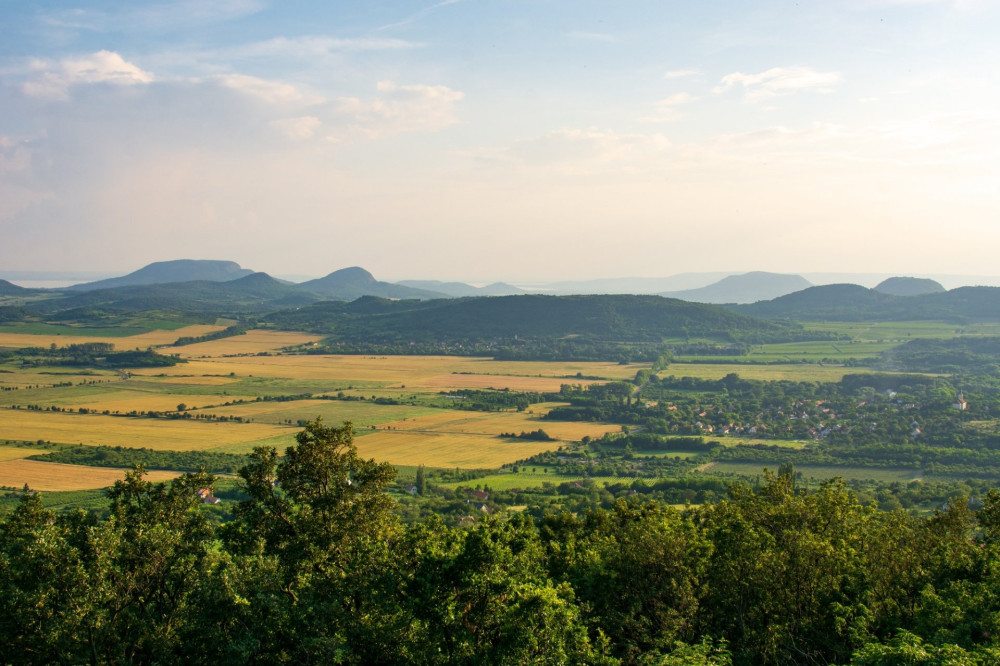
[0,329,640,486]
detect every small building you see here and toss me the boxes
[953,393,967,411]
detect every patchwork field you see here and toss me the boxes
[0,459,180,491]
[0,409,292,451]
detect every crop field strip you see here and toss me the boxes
[0,459,180,492]
[350,430,565,468]
[0,324,226,350]
[706,461,925,483]
[160,330,325,357]
[0,409,292,451]
[0,446,51,462]
[188,399,441,427]
[660,363,871,383]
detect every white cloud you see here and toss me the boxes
[714,66,842,102]
[270,116,323,140]
[21,51,153,100]
[333,82,464,139]
[218,74,321,105]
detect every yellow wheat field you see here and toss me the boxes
[0,409,292,451]
[0,447,50,462]
[0,324,225,351]
[131,353,627,391]
[161,330,324,357]
[0,459,180,491]
[354,430,561,468]
[379,408,620,442]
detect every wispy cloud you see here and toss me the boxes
[567,31,618,43]
[332,81,464,139]
[216,35,423,60]
[41,0,264,32]
[218,74,322,105]
[20,51,153,100]
[375,0,466,32]
[663,69,698,80]
[714,66,842,102]
[637,93,699,123]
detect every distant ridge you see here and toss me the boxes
[66,260,254,291]
[397,280,525,297]
[732,284,1000,321]
[662,271,812,304]
[0,279,30,295]
[299,267,444,301]
[874,276,946,296]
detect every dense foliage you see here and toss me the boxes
[4,420,1000,664]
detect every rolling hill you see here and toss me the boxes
[661,271,812,304]
[66,260,254,291]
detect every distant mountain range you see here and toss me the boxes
[0,279,29,296]
[731,284,1000,321]
[396,280,525,297]
[661,272,812,304]
[66,260,254,291]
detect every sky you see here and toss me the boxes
[1,0,998,283]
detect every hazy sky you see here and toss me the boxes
[1,0,998,282]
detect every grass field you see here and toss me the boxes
[0,409,292,451]
[804,321,1000,341]
[706,461,924,483]
[0,459,180,491]
[189,399,441,427]
[435,470,642,490]
[661,363,870,383]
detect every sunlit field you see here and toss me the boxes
[0,409,291,451]
[660,363,867,383]
[0,324,225,350]
[0,459,179,491]
[161,330,324,357]
[351,430,563,468]
[0,446,51,462]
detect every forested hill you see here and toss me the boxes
[66,259,254,291]
[731,284,1000,321]
[0,279,30,295]
[33,272,317,315]
[264,294,811,344]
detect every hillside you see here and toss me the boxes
[0,279,30,295]
[874,276,946,296]
[662,271,812,304]
[396,280,525,297]
[66,260,254,291]
[266,293,809,345]
[299,267,444,300]
[734,284,1000,321]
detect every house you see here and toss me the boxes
[953,393,967,411]
[197,488,221,505]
